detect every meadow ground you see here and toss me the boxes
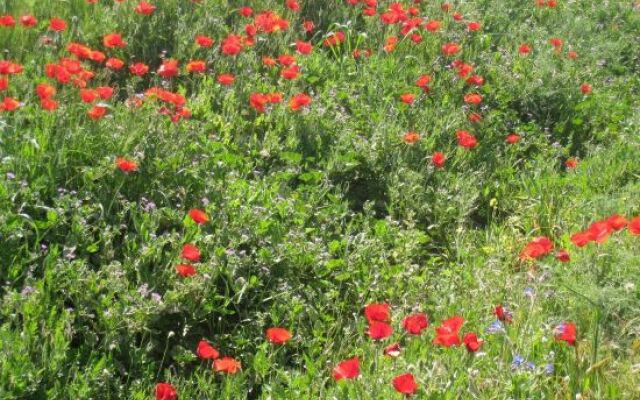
[1,0,639,399]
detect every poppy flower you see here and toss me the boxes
[549,37,563,48]
[181,244,201,262]
[0,15,16,27]
[555,249,570,262]
[570,231,592,247]
[155,383,177,400]
[49,18,67,31]
[384,342,401,357]
[392,373,418,395]
[467,21,481,31]
[302,20,314,33]
[367,321,393,340]
[628,217,640,235]
[188,208,209,224]
[433,316,464,347]
[463,333,483,353]
[506,133,520,144]
[425,20,441,32]
[364,303,390,323]
[580,83,592,94]
[0,77,7,91]
[400,93,416,104]
[129,63,150,76]
[494,305,513,323]
[565,158,578,169]
[116,157,138,172]
[135,1,157,15]
[441,42,460,56]
[217,73,235,85]
[456,130,478,149]
[466,75,484,86]
[586,221,613,243]
[250,93,270,112]
[97,86,114,100]
[281,65,300,80]
[432,152,446,168]
[519,236,553,260]
[519,43,531,54]
[176,264,196,277]
[221,34,243,55]
[158,60,179,78]
[332,357,360,380]
[403,131,420,144]
[295,40,313,55]
[286,0,300,11]
[239,7,253,17]
[415,74,431,88]
[266,327,292,344]
[20,15,38,27]
[289,93,311,111]
[606,214,628,231]
[196,340,219,360]
[195,35,214,47]
[186,60,206,73]
[106,58,125,70]
[36,83,56,99]
[214,357,241,374]
[80,89,99,103]
[554,322,577,346]
[567,50,578,59]
[103,33,127,48]
[41,98,58,111]
[323,32,345,47]
[463,93,483,105]
[87,105,107,120]
[402,313,429,335]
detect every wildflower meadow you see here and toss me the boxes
[1,0,639,399]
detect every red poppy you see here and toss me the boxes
[441,42,460,56]
[49,18,67,32]
[0,15,16,27]
[186,60,206,73]
[158,60,179,78]
[155,383,177,400]
[80,89,99,103]
[463,333,483,353]
[129,62,150,76]
[214,357,241,374]
[295,40,313,55]
[555,249,570,262]
[367,321,393,340]
[20,15,38,27]
[570,231,591,247]
[549,37,563,48]
[176,264,197,277]
[364,303,390,323]
[106,58,125,70]
[432,152,446,168]
[629,217,640,235]
[554,322,577,346]
[332,357,360,380]
[392,373,418,395]
[463,93,483,105]
[195,35,215,47]
[403,131,420,144]
[217,73,235,85]
[400,93,416,104]
[286,0,300,11]
[456,130,478,149]
[87,105,107,120]
[384,342,401,357]
[181,244,201,262]
[281,65,300,80]
[221,34,244,56]
[36,83,56,99]
[506,133,520,144]
[433,316,464,347]
[0,77,7,91]
[519,43,531,54]
[580,83,592,94]
[196,340,220,360]
[587,221,613,243]
[289,93,311,111]
[425,20,441,32]
[41,98,58,111]
[135,1,157,15]
[402,313,429,335]
[188,208,209,224]
[519,236,554,260]
[567,50,578,59]
[565,158,578,169]
[606,214,628,231]
[266,327,292,344]
[494,305,512,323]
[103,33,127,48]
[250,93,270,112]
[468,21,481,31]
[116,157,138,173]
